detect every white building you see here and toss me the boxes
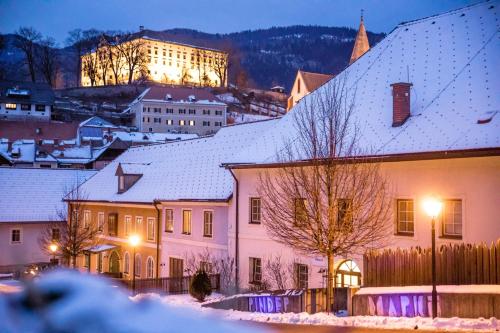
[0,81,54,121]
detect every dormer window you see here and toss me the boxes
[115,162,148,193]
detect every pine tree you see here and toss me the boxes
[189,270,212,302]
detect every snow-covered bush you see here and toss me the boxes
[0,270,258,333]
[190,270,212,302]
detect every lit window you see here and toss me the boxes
[182,210,191,235]
[147,257,154,278]
[135,216,143,234]
[442,199,462,238]
[203,211,213,237]
[179,120,186,126]
[189,120,195,126]
[108,214,118,236]
[397,199,414,235]
[125,216,132,236]
[21,104,30,111]
[250,197,261,224]
[165,209,173,232]
[147,217,155,241]
[249,257,262,283]
[5,103,17,110]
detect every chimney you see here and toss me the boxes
[390,82,413,127]
[139,25,145,31]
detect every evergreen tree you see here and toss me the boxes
[189,270,212,302]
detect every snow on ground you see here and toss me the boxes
[0,271,261,333]
[132,293,500,332]
[357,285,500,295]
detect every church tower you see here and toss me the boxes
[349,11,370,65]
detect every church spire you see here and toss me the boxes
[349,10,370,65]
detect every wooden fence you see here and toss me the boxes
[122,274,220,294]
[363,240,500,287]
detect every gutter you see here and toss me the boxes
[153,200,161,281]
[228,168,239,293]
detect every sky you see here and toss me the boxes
[0,0,475,45]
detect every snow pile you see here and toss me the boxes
[136,293,500,332]
[0,271,262,333]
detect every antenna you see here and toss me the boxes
[361,9,364,22]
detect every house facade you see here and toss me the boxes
[286,70,334,111]
[0,81,54,121]
[0,168,96,271]
[130,86,227,136]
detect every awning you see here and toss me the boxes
[84,244,119,253]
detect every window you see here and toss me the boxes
[5,103,16,110]
[84,253,90,268]
[166,108,174,114]
[203,121,210,126]
[108,213,118,236]
[202,109,210,115]
[124,216,132,236]
[135,254,141,277]
[337,199,353,229]
[35,104,45,111]
[98,212,104,232]
[249,257,262,284]
[179,109,186,114]
[124,252,130,274]
[294,198,307,226]
[397,199,414,235]
[200,261,213,273]
[336,260,361,287]
[250,197,261,224]
[179,120,186,126]
[165,209,173,232]
[147,218,155,241]
[118,175,125,191]
[21,104,30,110]
[188,109,196,115]
[203,211,213,237]
[295,263,308,289]
[83,210,91,229]
[214,121,222,127]
[297,78,301,94]
[10,229,21,244]
[52,228,60,241]
[166,119,173,125]
[215,110,223,116]
[147,257,154,278]
[182,210,192,235]
[135,216,143,234]
[442,199,463,238]
[189,120,195,126]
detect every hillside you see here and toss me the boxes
[0,25,385,91]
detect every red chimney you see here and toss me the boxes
[391,82,413,127]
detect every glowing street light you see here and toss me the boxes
[129,234,141,295]
[49,243,58,265]
[423,197,442,319]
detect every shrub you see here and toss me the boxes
[189,270,212,302]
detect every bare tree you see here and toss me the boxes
[14,27,42,82]
[117,34,148,84]
[96,35,111,85]
[107,35,124,85]
[37,37,58,87]
[212,51,229,87]
[66,29,86,86]
[39,185,104,268]
[263,254,290,290]
[180,66,192,85]
[258,77,392,309]
[80,29,102,86]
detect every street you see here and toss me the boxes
[243,322,451,333]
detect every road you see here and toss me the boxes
[241,322,448,333]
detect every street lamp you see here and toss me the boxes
[423,197,443,319]
[129,234,141,295]
[49,243,58,266]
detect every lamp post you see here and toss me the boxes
[49,243,58,266]
[129,234,140,295]
[423,197,443,319]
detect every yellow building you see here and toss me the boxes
[81,36,228,88]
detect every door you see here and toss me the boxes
[169,257,184,293]
[109,251,120,274]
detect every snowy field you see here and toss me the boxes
[132,293,500,332]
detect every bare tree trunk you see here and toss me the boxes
[327,253,334,313]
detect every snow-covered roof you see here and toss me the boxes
[226,2,500,166]
[0,168,97,223]
[76,119,278,203]
[111,131,198,143]
[79,116,116,128]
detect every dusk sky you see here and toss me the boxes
[1,0,474,44]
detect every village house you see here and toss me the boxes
[0,168,96,273]
[129,86,227,136]
[68,2,498,292]
[0,81,54,122]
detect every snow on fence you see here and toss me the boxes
[363,241,500,287]
[121,274,220,294]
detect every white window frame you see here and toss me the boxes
[441,199,463,238]
[82,210,91,229]
[124,251,130,274]
[147,217,156,241]
[146,256,155,278]
[182,209,192,235]
[98,212,105,233]
[203,210,213,238]
[249,257,262,283]
[165,209,174,233]
[10,228,22,244]
[135,216,143,235]
[250,197,261,224]
[124,215,132,236]
[135,253,141,277]
[396,199,414,235]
